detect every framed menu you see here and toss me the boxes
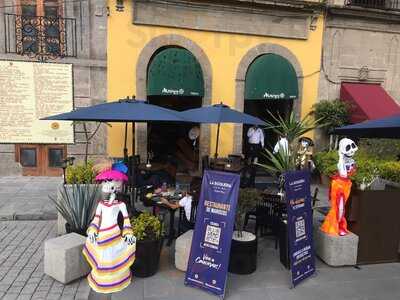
[0,60,73,144]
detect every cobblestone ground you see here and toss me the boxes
[0,221,90,300]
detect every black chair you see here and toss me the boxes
[202,155,210,173]
[244,193,283,248]
[228,154,242,164]
[240,164,256,188]
[178,199,199,235]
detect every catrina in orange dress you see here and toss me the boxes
[321,138,358,236]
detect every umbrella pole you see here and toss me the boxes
[131,122,136,212]
[123,122,128,163]
[214,123,220,158]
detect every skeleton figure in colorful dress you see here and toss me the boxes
[82,162,136,294]
[321,138,358,236]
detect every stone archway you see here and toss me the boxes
[135,34,212,165]
[233,44,303,154]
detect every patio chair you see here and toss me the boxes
[201,155,210,173]
[177,199,199,235]
[244,193,283,249]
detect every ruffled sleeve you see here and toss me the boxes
[120,202,133,237]
[87,202,102,235]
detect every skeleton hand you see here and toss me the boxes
[88,232,97,244]
[124,234,136,245]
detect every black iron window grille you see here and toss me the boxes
[4,13,77,61]
[345,0,400,10]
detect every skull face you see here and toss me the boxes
[339,138,358,157]
[101,180,122,194]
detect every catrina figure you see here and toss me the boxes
[82,161,136,294]
[321,138,358,236]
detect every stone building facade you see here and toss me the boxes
[319,0,400,103]
[0,0,108,176]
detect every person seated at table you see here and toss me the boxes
[160,191,194,232]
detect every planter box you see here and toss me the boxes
[228,231,257,274]
[346,188,400,264]
[56,184,102,235]
[131,239,163,277]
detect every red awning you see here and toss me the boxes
[340,83,400,123]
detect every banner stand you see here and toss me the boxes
[284,170,316,288]
[185,170,240,298]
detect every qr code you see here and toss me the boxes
[204,225,221,246]
[295,219,305,238]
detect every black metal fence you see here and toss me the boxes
[4,14,77,61]
[345,0,400,10]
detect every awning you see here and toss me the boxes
[245,53,298,100]
[340,83,400,123]
[147,47,204,97]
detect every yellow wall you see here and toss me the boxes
[107,0,324,157]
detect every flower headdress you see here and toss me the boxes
[94,160,128,182]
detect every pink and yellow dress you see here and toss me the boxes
[83,200,135,293]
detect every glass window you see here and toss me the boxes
[48,148,64,167]
[20,148,37,167]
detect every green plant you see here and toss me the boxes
[314,151,338,177]
[313,100,349,132]
[313,100,350,150]
[235,188,262,237]
[379,161,400,183]
[314,150,400,186]
[49,183,100,233]
[358,139,400,161]
[131,212,162,241]
[258,111,324,173]
[66,161,95,184]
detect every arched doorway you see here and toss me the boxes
[146,47,204,173]
[242,53,299,157]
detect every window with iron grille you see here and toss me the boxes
[345,0,400,10]
[4,0,76,60]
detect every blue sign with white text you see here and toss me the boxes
[185,170,240,297]
[284,170,315,287]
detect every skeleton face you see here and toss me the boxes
[339,138,358,157]
[301,140,309,148]
[101,180,122,195]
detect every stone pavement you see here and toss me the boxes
[112,236,400,300]
[0,220,89,300]
[0,177,61,220]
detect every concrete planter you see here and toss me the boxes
[56,184,102,235]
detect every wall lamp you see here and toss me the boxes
[116,0,124,12]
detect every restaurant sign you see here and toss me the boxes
[185,170,239,298]
[284,170,315,287]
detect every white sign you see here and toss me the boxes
[0,61,73,144]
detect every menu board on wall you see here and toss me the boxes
[0,60,73,144]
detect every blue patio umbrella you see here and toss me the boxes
[333,114,400,139]
[42,97,188,159]
[180,103,266,157]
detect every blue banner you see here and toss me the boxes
[284,170,315,287]
[185,170,240,297]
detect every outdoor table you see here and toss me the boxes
[209,157,243,173]
[147,190,182,246]
[138,162,166,172]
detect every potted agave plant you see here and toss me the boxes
[228,188,262,275]
[130,212,163,277]
[50,183,100,236]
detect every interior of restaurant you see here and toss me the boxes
[147,95,202,173]
[243,99,293,159]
